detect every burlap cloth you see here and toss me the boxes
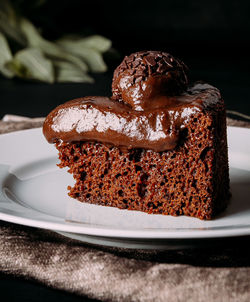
[1,114,250,302]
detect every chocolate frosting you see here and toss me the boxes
[112,51,188,111]
[43,51,221,151]
[43,83,221,152]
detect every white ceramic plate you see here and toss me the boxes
[0,127,250,249]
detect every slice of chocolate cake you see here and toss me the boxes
[43,51,230,220]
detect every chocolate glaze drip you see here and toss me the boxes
[43,83,221,152]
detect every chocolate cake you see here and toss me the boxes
[43,51,230,220]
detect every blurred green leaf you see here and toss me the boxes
[0,0,27,45]
[0,32,14,78]
[57,38,108,72]
[20,18,88,72]
[54,61,94,83]
[73,48,108,73]
[59,35,112,53]
[6,47,54,83]
[81,35,112,53]
[0,1,113,83]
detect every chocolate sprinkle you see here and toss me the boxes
[112,51,188,100]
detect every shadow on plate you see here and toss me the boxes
[217,167,250,218]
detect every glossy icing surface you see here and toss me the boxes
[43,83,221,152]
[112,50,188,107]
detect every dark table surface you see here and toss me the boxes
[0,272,100,302]
[0,54,250,301]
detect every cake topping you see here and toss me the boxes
[43,50,222,151]
[43,84,221,152]
[112,51,188,111]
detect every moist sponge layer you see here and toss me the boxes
[56,101,230,220]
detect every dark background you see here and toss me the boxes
[1,0,250,119]
[1,1,250,301]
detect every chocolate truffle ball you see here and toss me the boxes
[112,51,188,111]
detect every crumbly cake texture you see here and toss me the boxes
[44,50,230,220]
[56,97,230,220]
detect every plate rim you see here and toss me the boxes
[0,126,250,240]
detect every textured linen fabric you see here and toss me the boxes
[0,115,250,302]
